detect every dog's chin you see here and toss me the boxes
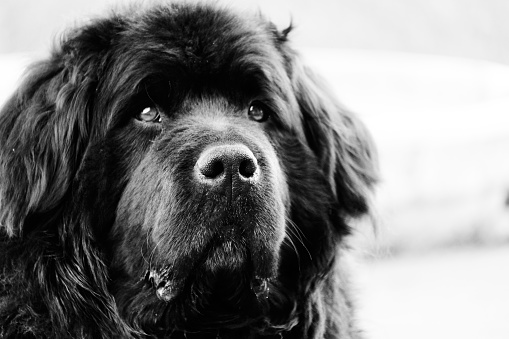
[148,240,275,306]
[143,240,276,332]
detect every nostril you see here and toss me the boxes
[198,158,225,179]
[196,144,259,184]
[239,158,257,178]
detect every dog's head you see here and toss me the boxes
[0,3,377,337]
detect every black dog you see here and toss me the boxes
[0,3,377,338]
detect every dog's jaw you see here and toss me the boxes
[145,237,276,304]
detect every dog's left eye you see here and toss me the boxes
[136,106,162,123]
[248,102,270,122]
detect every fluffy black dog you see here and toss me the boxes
[0,3,377,338]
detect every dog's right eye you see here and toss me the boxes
[248,102,271,122]
[136,106,162,123]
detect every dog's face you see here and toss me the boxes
[0,3,377,338]
[85,6,316,328]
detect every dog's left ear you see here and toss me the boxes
[285,48,378,218]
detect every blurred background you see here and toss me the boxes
[1,0,508,338]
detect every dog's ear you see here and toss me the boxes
[288,51,378,218]
[0,19,132,336]
[0,18,123,237]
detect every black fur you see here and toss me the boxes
[0,3,377,338]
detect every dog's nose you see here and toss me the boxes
[195,144,259,189]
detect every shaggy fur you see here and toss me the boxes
[0,3,377,338]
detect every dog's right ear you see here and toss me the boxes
[0,18,125,237]
[0,18,136,338]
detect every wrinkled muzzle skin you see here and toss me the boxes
[109,100,289,330]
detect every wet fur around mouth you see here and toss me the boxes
[0,2,378,338]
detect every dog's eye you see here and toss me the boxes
[248,102,270,122]
[137,106,162,123]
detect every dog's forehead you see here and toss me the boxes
[119,5,285,77]
[80,4,304,133]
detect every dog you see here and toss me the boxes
[0,3,377,338]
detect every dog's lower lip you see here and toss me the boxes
[252,276,271,301]
[146,242,273,303]
[146,269,181,302]
[156,281,179,302]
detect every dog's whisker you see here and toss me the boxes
[282,228,302,271]
[147,236,166,273]
[140,234,151,267]
[286,218,313,262]
[288,218,309,244]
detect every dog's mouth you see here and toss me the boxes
[145,239,274,304]
[145,266,181,302]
